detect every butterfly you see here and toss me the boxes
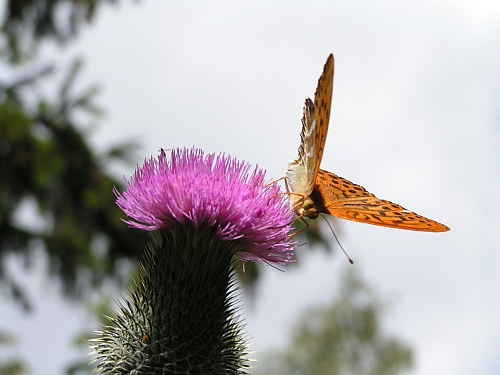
[285,54,449,232]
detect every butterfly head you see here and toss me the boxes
[290,194,321,220]
[300,197,321,219]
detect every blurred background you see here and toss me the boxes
[1,1,499,374]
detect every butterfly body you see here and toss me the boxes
[286,54,449,232]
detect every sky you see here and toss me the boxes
[2,1,500,374]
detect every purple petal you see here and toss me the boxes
[115,148,296,265]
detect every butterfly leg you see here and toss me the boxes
[267,213,307,238]
[287,216,309,238]
[265,176,287,187]
[267,185,303,202]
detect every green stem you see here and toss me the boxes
[93,225,249,374]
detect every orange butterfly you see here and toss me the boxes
[285,54,449,232]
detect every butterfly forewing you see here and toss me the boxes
[314,169,450,232]
[312,54,334,182]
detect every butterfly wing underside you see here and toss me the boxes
[286,54,334,202]
[314,169,450,232]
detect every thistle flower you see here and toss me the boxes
[114,147,295,265]
[92,148,296,375]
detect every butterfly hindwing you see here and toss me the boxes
[286,99,316,196]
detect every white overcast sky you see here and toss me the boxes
[2,1,500,374]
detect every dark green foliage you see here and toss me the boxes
[0,330,28,375]
[0,59,148,308]
[254,268,413,375]
[2,0,122,62]
[92,226,250,374]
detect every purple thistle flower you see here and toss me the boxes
[114,148,296,265]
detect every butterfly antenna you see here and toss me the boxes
[321,216,354,264]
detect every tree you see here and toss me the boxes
[0,59,150,309]
[2,0,120,63]
[0,330,28,375]
[254,267,413,375]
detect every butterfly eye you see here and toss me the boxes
[301,198,320,219]
[302,198,315,210]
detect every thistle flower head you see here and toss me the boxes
[114,148,296,264]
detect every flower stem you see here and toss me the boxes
[93,224,249,374]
